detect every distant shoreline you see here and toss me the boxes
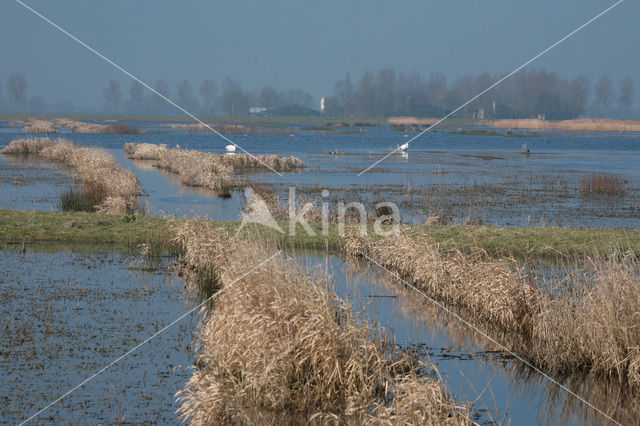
[3,114,640,133]
[389,116,640,133]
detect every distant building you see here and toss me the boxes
[249,106,267,115]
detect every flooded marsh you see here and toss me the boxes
[0,244,198,424]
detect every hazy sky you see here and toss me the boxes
[1,0,638,108]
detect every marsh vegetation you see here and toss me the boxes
[2,138,141,214]
[173,220,471,424]
[346,231,640,394]
[125,142,302,193]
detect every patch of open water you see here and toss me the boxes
[0,244,198,424]
[1,128,638,227]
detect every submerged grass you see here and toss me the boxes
[2,138,141,214]
[346,231,640,392]
[173,220,471,424]
[580,174,626,196]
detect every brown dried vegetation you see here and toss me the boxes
[2,138,140,214]
[23,119,58,134]
[346,231,640,392]
[489,118,640,132]
[580,174,626,196]
[173,220,471,424]
[125,143,302,191]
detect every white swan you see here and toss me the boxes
[226,144,237,152]
[397,142,409,152]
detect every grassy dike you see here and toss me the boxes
[1,208,639,257]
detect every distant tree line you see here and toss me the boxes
[100,77,314,116]
[0,69,636,119]
[324,69,635,120]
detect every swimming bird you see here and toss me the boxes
[226,144,237,152]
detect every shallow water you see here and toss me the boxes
[0,154,72,211]
[292,251,638,426]
[1,126,638,227]
[0,244,198,424]
[0,239,636,424]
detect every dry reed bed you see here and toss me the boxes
[388,116,440,126]
[125,143,302,191]
[488,118,640,132]
[162,122,295,134]
[346,232,640,392]
[53,118,108,133]
[50,118,139,134]
[2,138,141,214]
[173,220,471,424]
[23,119,58,134]
[124,142,168,160]
[346,261,640,425]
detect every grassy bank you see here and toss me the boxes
[1,209,638,257]
[0,209,343,251]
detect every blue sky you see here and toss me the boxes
[1,0,637,107]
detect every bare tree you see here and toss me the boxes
[221,77,249,116]
[129,81,144,115]
[426,72,448,115]
[282,89,313,108]
[258,86,281,110]
[376,68,397,116]
[618,75,635,119]
[334,72,354,115]
[7,72,27,114]
[177,79,194,109]
[354,71,376,116]
[451,75,474,118]
[104,80,122,114]
[568,75,590,118]
[199,79,217,115]
[595,74,614,118]
[153,79,170,114]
